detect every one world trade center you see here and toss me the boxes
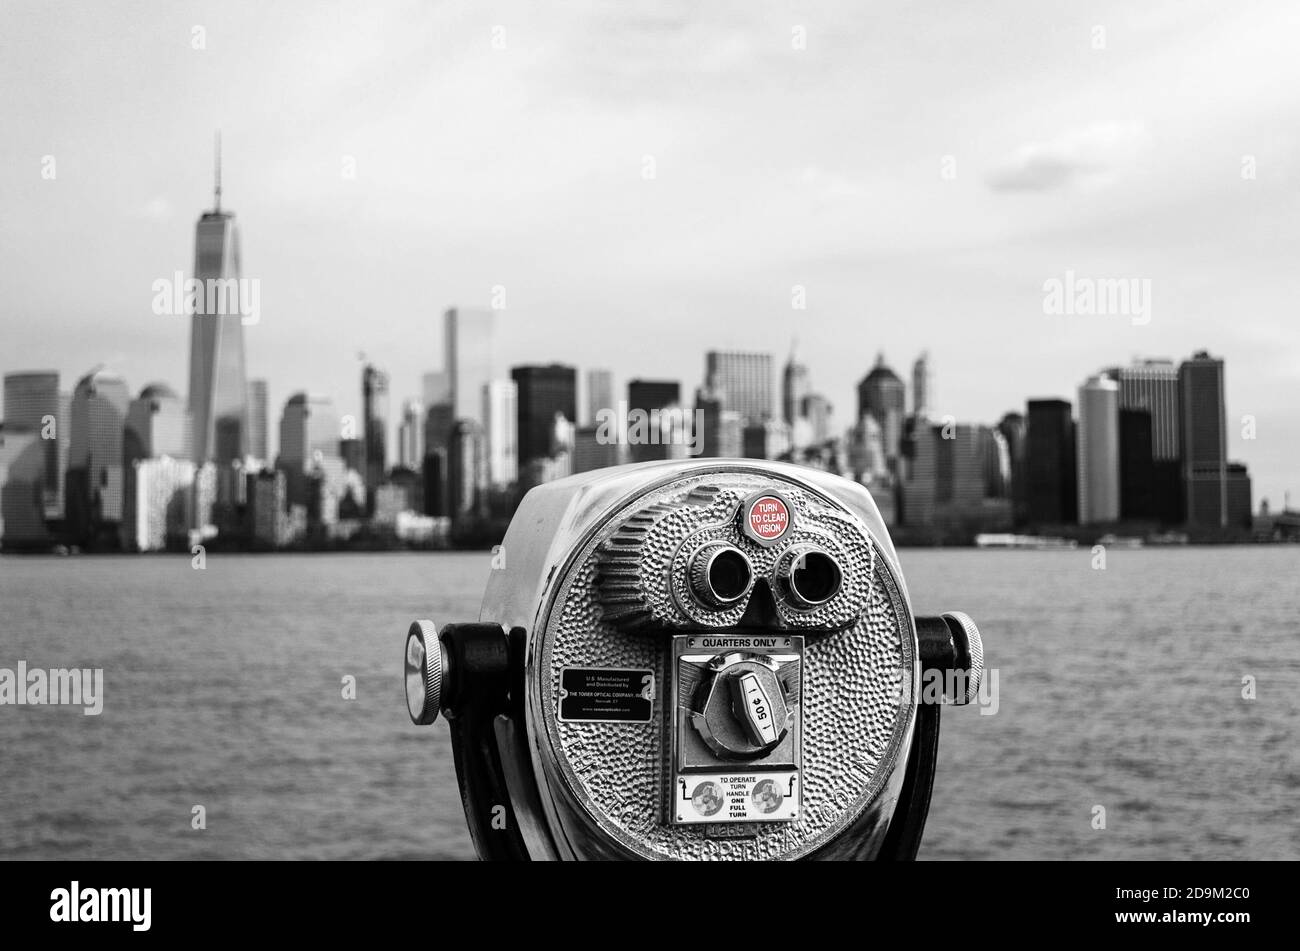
[187,136,249,464]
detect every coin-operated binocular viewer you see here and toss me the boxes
[405,460,983,860]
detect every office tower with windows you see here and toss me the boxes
[1179,351,1228,527]
[482,379,518,488]
[1117,409,1151,522]
[1,426,42,547]
[742,419,792,461]
[1025,398,1077,525]
[586,368,614,426]
[847,414,886,483]
[782,353,809,427]
[902,422,991,528]
[122,383,192,549]
[67,367,131,545]
[705,351,773,425]
[278,393,344,507]
[1116,359,1182,523]
[695,387,744,458]
[512,364,577,469]
[1117,359,1180,460]
[2,370,66,530]
[398,399,425,470]
[246,379,268,462]
[362,364,390,504]
[448,420,486,520]
[126,457,196,551]
[124,383,191,462]
[802,393,833,444]
[627,379,682,462]
[422,371,451,409]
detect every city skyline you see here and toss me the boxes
[1,325,1271,547]
[2,1,1298,507]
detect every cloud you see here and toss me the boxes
[133,197,173,221]
[794,165,870,200]
[986,120,1148,192]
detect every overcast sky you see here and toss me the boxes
[2,0,1297,506]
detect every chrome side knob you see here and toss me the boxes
[942,611,984,703]
[405,619,445,725]
[916,611,985,705]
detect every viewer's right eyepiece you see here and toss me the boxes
[777,545,843,608]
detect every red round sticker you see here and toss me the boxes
[747,496,790,541]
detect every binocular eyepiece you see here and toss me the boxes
[685,541,842,611]
[405,459,983,861]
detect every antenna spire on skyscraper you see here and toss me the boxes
[214,131,222,212]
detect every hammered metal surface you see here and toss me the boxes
[537,472,914,860]
[596,481,875,630]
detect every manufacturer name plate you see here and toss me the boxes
[558,667,655,723]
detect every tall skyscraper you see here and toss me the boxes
[911,351,932,419]
[482,379,518,488]
[2,370,67,522]
[1025,399,1077,525]
[512,364,576,469]
[67,367,131,544]
[1179,351,1228,527]
[1077,375,1120,524]
[705,351,773,424]
[247,379,268,462]
[444,308,495,427]
[362,363,390,496]
[857,353,906,468]
[782,352,809,427]
[586,368,614,426]
[188,141,249,465]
